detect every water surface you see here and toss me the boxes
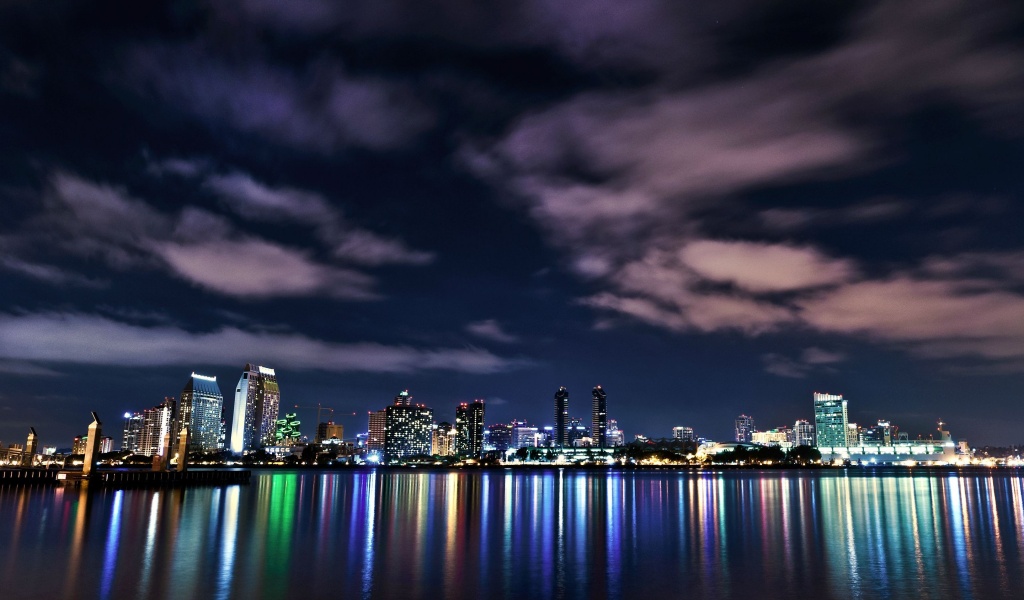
[1,469,1022,599]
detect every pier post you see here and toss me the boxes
[82,412,102,477]
[175,427,191,472]
[158,430,173,471]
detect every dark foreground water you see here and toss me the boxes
[2,469,1023,600]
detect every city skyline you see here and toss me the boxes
[2,3,1024,447]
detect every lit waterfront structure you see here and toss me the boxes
[793,419,814,447]
[607,419,624,447]
[383,390,433,464]
[455,400,486,458]
[735,415,755,443]
[230,364,281,454]
[512,421,539,448]
[432,422,456,456]
[554,386,569,447]
[274,413,301,444]
[591,385,608,448]
[672,426,695,442]
[487,423,513,454]
[137,397,176,456]
[367,409,386,453]
[752,429,789,447]
[316,422,344,444]
[122,411,143,453]
[814,392,848,448]
[179,373,224,452]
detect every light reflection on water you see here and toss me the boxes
[0,469,1022,599]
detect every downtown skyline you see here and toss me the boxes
[2,2,1024,447]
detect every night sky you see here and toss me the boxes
[2,1,1023,449]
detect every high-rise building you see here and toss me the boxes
[230,364,281,454]
[455,400,486,458]
[316,422,344,444]
[672,426,696,442]
[432,422,456,456]
[383,391,433,464]
[554,387,570,447]
[487,423,514,454]
[99,437,113,454]
[568,417,590,446]
[793,419,815,447]
[179,373,225,453]
[735,415,755,443]
[512,421,539,448]
[122,411,144,453]
[862,420,895,446]
[72,436,88,455]
[607,419,624,447]
[813,392,849,448]
[591,385,608,448]
[137,397,176,457]
[367,410,387,453]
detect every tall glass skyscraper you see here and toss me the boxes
[455,400,486,458]
[554,386,569,447]
[179,373,224,453]
[136,397,176,456]
[383,390,433,464]
[735,414,755,443]
[591,385,608,448]
[793,419,815,447]
[813,392,848,448]
[230,364,281,454]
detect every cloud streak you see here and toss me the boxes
[0,312,529,375]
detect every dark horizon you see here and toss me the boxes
[2,2,1024,448]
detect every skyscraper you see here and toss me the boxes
[367,409,386,454]
[383,391,433,464]
[432,422,456,456]
[793,419,815,447]
[230,364,281,454]
[179,373,224,453]
[672,426,695,442]
[122,411,143,454]
[607,419,624,447]
[456,400,486,458]
[735,414,755,443]
[591,385,608,448]
[137,397,176,457]
[554,386,569,447]
[813,392,848,448]
[487,423,513,454]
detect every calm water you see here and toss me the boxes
[2,469,1023,599]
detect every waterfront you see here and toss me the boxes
[2,470,1022,599]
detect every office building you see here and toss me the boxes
[72,435,88,455]
[591,385,608,448]
[137,397,176,457]
[367,409,387,453]
[432,422,456,456]
[455,400,486,458]
[317,422,344,444]
[554,386,570,447]
[735,415,755,443]
[512,421,540,448]
[793,419,815,447]
[99,437,113,453]
[230,364,281,454]
[672,426,696,442]
[862,420,895,446]
[568,417,590,446]
[122,411,144,453]
[752,429,788,446]
[607,419,624,447]
[487,423,514,454]
[179,373,225,452]
[813,392,849,448]
[383,391,433,464]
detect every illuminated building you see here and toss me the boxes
[367,409,386,453]
[455,400,485,458]
[862,420,895,445]
[487,423,513,454]
[383,391,433,464]
[607,419,624,447]
[316,422,344,444]
[672,426,695,441]
[568,417,589,446]
[591,385,608,447]
[752,429,788,447]
[735,415,755,443]
[432,422,456,456]
[230,364,281,454]
[179,372,225,452]
[72,436,88,454]
[275,413,301,444]
[554,387,569,447]
[793,419,815,447]
[814,392,849,448]
[99,437,113,453]
[512,421,539,448]
[137,397,175,457]
[122,411,143,453]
